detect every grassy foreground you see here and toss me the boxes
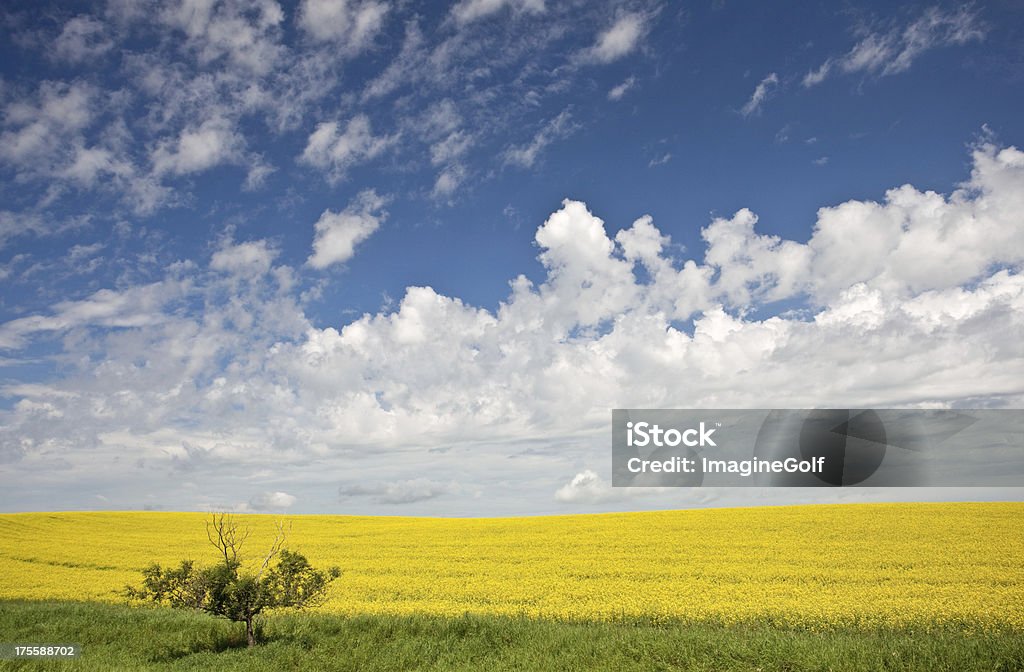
[1,601,1023,672]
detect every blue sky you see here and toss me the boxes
[1,0,1023,514]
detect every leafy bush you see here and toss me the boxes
[127,514,340,647]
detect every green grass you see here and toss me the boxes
[1,601,1022,671]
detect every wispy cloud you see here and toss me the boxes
[339,479,465,504]
[577,12,648,64]
[503,109,577,168]
[608,76,636,101]
[740,72,779,117]
[450,0,545,25]
[300,115,397,182]
[803,6,985,87]
[648,152,671,167]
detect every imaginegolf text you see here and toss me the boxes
[626,456,827,477]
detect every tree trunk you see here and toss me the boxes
[245,617,255,647]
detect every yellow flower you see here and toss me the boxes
[1,503,1021,630]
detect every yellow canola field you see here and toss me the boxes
[1,503,1022,630]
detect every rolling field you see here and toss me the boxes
[1,502,1022,631]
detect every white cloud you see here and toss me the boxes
[300,115,395,181]
[682,143,1024,306]
[1,1,349,217]
[361,21,426,101]
[420,99,462,138]
[430,130,473,166]
[803,7,985,87]
[0,211,89,250]
[151,117,246,176]
[701,207,810,305]
[298,0,389,52]
[243,156,276,190]
[428,129,472,200]
[503,109,577,168]
[607,76,636,101]
[308,189,387,268]
[432,164,466,200]
[740,72,779,117]
[211,240,279,277]
[2,143,1024,512]
[61,144,132,186]
[248,491,297,510]
[579,12,647,64]
[0,279,191,349]
[647,153,671,168]
[554,470,621,503]
[450,0,545,24]
[806,144,1024,300]
[0,79,169,215]
[159,0,286,76]
[802,60,832,87]
[53,16,114,63]
[417,103,475,200]
[123,175,174,216]
[339,478,462,504]
[0,81,94,168]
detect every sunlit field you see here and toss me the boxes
[1,503,1022,630]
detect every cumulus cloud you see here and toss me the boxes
[300,115,396,181]
[308,189,387,268]
[578,12,648,64]
[554,470,620,503]
[298,0,389,51]
[1,143,1023,512]
[803,6,985,87]
[248,490,297,510]
[680,143,1024,306]
[701,207,810,305]
[740,73,779,117]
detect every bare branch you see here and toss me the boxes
[206,512,250,565]
[257,519,291,580]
